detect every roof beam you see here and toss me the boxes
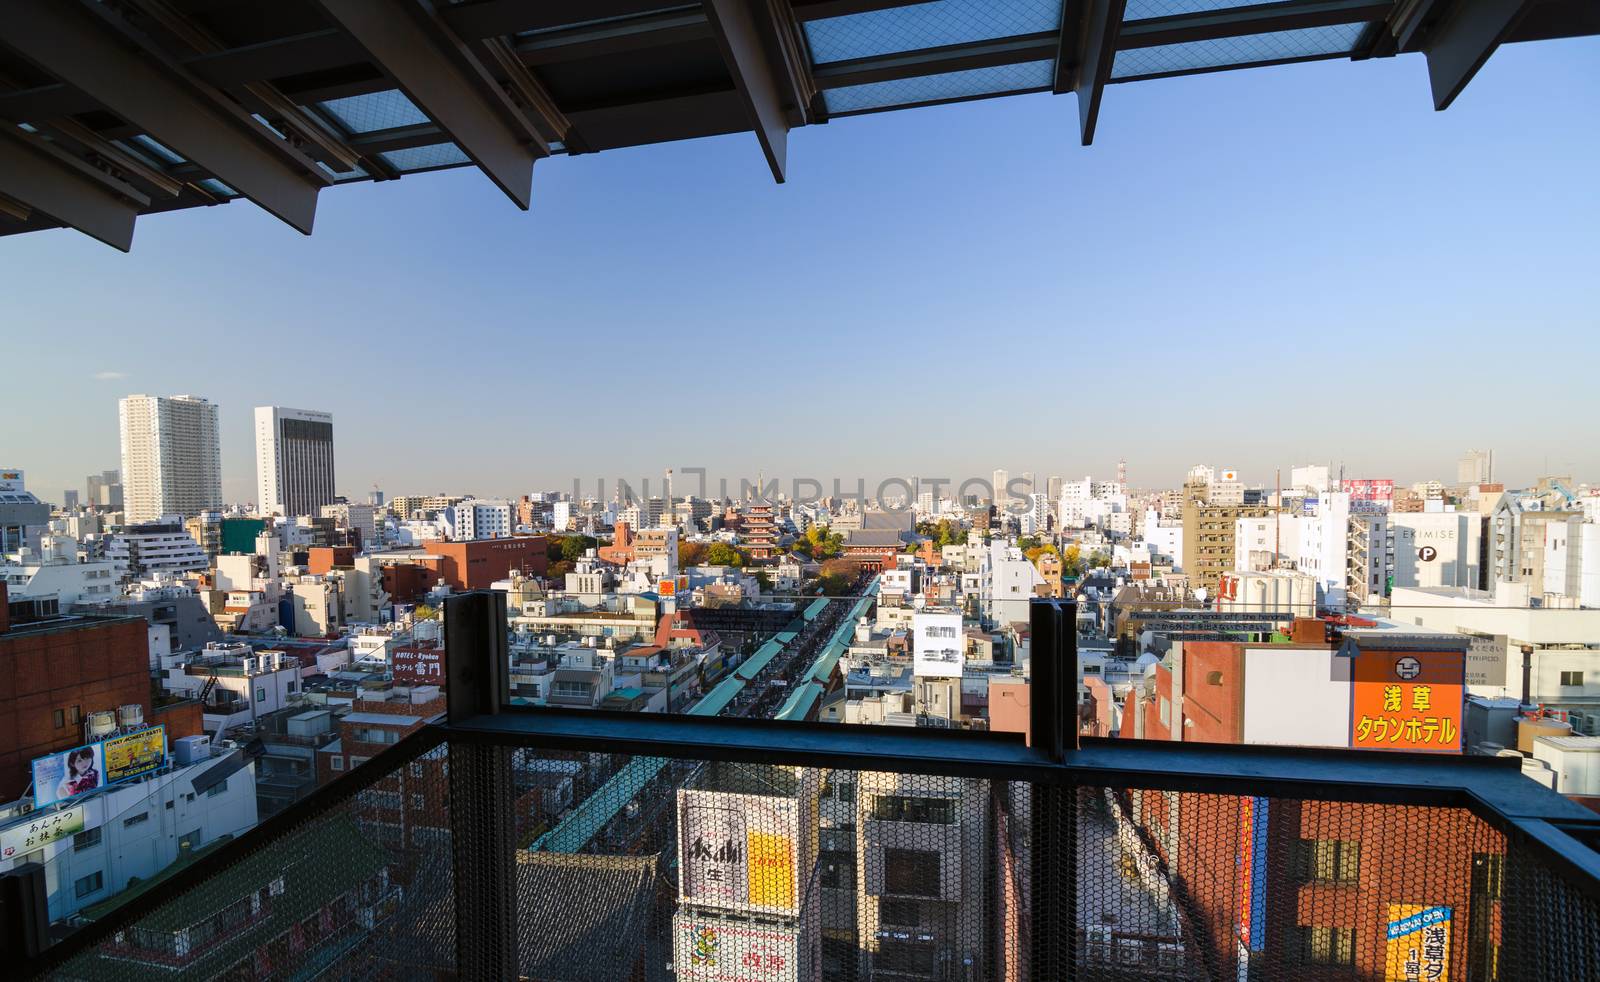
[705,0,808,183]
[1061,0,1127,144]
[440,0,676,40]
[0,124,148,251]
[311,0,548,209]
[1,1,329,234]
[792,0,930,20]
[816,32,1057,88]
[1420,0,1538,110]
[1119,0,1394,48]
[516,10,713,65]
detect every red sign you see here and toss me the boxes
[393,644,444,685]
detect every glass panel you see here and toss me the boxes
[319,90,430,134]
[823,59,1053,115]
[1125,0,1271,19]
[1111,22,1367,78]
[804,0,1061,64]
[197,178,237,197]
[131,134,185,165]
[381,143,471,172]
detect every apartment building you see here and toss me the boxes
[118,395,222,523]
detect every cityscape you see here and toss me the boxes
[3,394,1598,978]
[2,0,1598,980]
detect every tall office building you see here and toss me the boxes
[118,395,222,523]
[255,406,336,518]
[992,468,1010,506]
[1457,448,1494,485]
[85,468,123,510]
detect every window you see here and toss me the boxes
[330,756,344,771]
[877,939,938,976]
[53,709,64,729]
[68,706,82,725]
[1300,926,1356,966]
[256,687,266,701]
[411,794,425,810]
[73,827,102,851]
[75,871,104,899]
[883,848,941,898]
[206,778,229,797]
[821,851,855,889]
[1562,671,1585,687]
[123,812,149,829]
[871,796,956,825]
[879,898,922,927]
[1299,839,1360,884]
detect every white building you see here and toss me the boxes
[103,519,210,577]
[1,534,121,604]
[453,499,514,540]
[552,500,572,532]
[321,501,377,546]
[254,406,336,519]
[1391,511,1483,590]
[118,395,222,523]
[0,743,257,924]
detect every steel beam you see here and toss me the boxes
[705,0,803,183]
[0,124,148,251]
[2,1,328,234]
[793,0,930,20]
[441,0,673,39]
[312,0,545,209]
[1119,0,1393,48]
[1422,0,1538,110]
[516,10,713,66]
[815,32,1058,88]
[1070,0,1128,145]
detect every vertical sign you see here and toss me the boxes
[680,790,799,916]
[1385,904,1451,981]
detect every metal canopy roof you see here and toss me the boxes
[1,0,1594,250]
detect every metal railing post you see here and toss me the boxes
[444,591,517,978]
[0,863,49,961]
[1027,598,1077,982]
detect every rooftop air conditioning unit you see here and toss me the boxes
[117,704,144,729]
[86,710,117,739]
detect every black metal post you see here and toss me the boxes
[0,863,49,961]
[1028,598,1077,982]
[444,591,517,978]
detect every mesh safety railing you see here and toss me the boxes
[29,729,1600,981]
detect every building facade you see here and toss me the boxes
[118,395,222,523]
[254,406,336,519]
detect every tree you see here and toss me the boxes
[678,541,709,566]
[1090,551,1112,569]
[803,524,843,560]
[547,559,574,583]
[413,604,439,621]
[1017,535,1042,553]
[1024,543,1060,565]
[753,570,773,592]
[559,535,597,561]
[705,542,746,568]
[1062,545,1085,579]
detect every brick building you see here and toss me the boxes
[422,535,548,590]
[0,583,152,799]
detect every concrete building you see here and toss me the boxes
[452,498,514,540]
[102,520,210,577]
[1391,510,1483,591]
[118,395,222,523]
[254,406,335,519]
[1183,481,1272,597]
[84,469,123,511]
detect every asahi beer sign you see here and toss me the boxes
[679,790,799,916]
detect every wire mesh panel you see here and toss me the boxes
[43,740,454,981]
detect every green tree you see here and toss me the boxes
[753,570,773,592]
[559,535,597,561]
[803,525,843,560]
[1017,535,1042,553]
[1090,552,1112,569]
[705,542,746,567]
[1062,545,1085,579]
[547,559,574,583]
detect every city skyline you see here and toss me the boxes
[4,40,1597,502]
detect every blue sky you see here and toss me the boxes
[2,39,1596,504]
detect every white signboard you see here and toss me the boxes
[680,790,800,916]
[0,468,22,493]
[912,610,964,679]
[674,913,802,982]
[1,805,86,860]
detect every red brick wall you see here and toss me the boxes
[308,546,355,575]
[423,536,549,590]
[151,699,205,742]
[0,618,149,800]
[1181,642,1244,745]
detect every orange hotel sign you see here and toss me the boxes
[1351,647,1464,753]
